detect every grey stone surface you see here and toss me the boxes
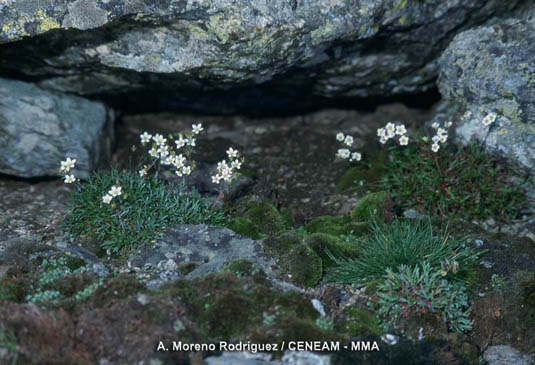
[127,224,276,288]
[483,345,533,365]
[0,0,523,114]
[438,18,535,170]
[0,78,114,178]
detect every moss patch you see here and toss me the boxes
[351,191,392,222]
[158,271,329,342]
[264,232,323,287]
[340,307,381,337]
[305,233,360,268]
[306,215,368,236]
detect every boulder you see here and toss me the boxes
[438,17,535,170]
[0,78,114,178]
[0,0,523,114]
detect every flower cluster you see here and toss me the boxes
[59,157,77,184]
[139,123,204,178]
[377,122,409,146]
[335,132,362,162]
[211,147,243,185]
[482,112,497,127]
[102,185,122,204]
[429,121,453,153]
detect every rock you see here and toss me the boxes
[127,224,277,288]
[438,17,535,170]
[0,78,114,178]
[281,351,331,365]
[0,1,522,114]
[483,345,533,365]
[205,352,276,365]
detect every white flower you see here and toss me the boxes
[161,156,173,165]
[217,161,229,170]
[211,174,222,184]
[377,128,386,138]
[385,122,396,133]
[221,168,232,182]
[182,166,192,176]
[109,185,122,197]
[140,132,152,144]
[174,154,186,168]
[482,112,497,126]
[226,147,238,158]
[175,170,184,177]
[422,136,429,142]
[399,135,409,146]
[188,137,196,147]
[152,134,166,146]
[439,135,448,144]
[343,135,354,147]
[395,124,407,135]
[192,123,203,135]
[139,169,147,177]
[64,174,76,183]
[431,143,440,153]
[386,129,396,138]
[437,128,447,136]
[175,136,187,149]
[463,110,472,119]
[431,122,439,130]
[60,157,77,172]
[157,145,169,157]
[350,152,362,162]
[445,121,453,128]
[102,194,113,204]
[149,147,158,158]
[336,149,351,159]
[432,135,440,143]
[231,160,242,170]
[379,136,388,144]
[336,132,345,141]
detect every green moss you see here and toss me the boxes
[229,217,261,239]
[244,201,288,237]
[177,262,200,276]
[224,259,261,277]
[0,279,26,302]
[90,274,145,308]
[158,271,324,343]
[306,215,369,237]
[305,233,360,268]
[264,232,323,287]
[351,191,392,222]
[341,307,381,337]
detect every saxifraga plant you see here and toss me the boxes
[326,219,482,286]
[63,168,226,255]
[376,262,473,333]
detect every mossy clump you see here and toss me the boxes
[177,262,200,276]
[224,259,261,277]
[229,217,262,239]
[264,232,323,287]
[242,201,289,237]
[0,278,26,302]
[351,191,392,222]
[158,271,326,341]
[306,215,368,237]
[340,307,381,337]
[90,274,145,308]
[304,233,360,268]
